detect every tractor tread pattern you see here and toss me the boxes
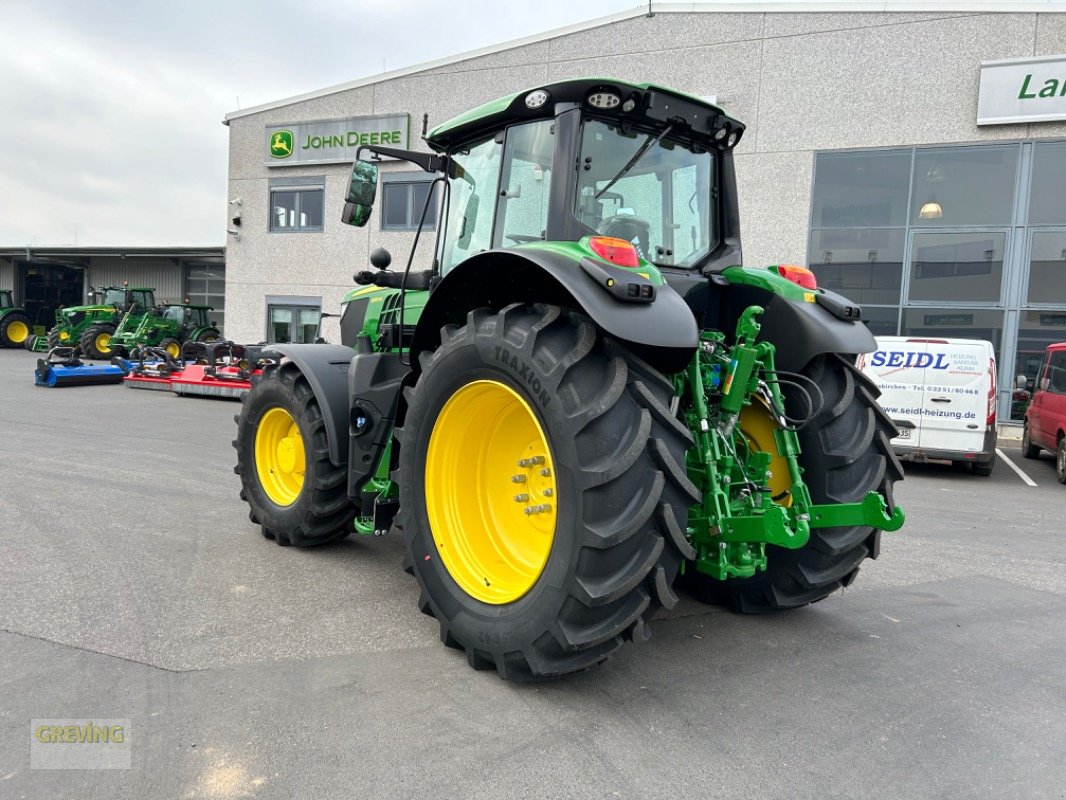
[395,304,698,680]
[79,322,117,360]
[233,361,354,547]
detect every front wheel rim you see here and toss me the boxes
[95,333,111,354]
[425,380,557,605]
[254,407,306,506]
[7,320,28,342]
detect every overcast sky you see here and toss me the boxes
[1,0,656,247]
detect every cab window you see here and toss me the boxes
[493,120,554,247]
[439,135,502,273]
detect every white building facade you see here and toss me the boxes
[224,2,1066,421]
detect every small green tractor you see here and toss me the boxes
[0,290,33,348]
[108,302,220,358]
[47,286,157,359]
[234,78,905,680]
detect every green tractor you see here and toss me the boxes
[234,78,905,680]
[47,286,157,359]
[0,289,33,348]
[108,302,221,359]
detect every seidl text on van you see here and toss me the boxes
[857,337,997,475]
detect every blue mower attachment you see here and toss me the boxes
[35,347,125,387]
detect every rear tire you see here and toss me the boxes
[1057,439,1066,485]
[396,304,698,680]
[234,362,354,546]
[79,323,116,359]
[0,312,32,348]
[1021,422,1040,459]
[688,353,903,612]
[972,459,994,477]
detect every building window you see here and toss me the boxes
[809,139,1066,422]
[270,184,324,232]
[185,263,225,334]
[267,302,322,344]
[381,181,437,231]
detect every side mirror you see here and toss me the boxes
[1015,375,1028,391]
[341,160,379,228]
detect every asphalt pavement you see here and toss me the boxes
[1,348,1064,799]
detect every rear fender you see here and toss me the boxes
[411,249,698,374]
[261,344,353,467]
[718,267,875,372]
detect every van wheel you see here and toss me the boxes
[1021,423,1040,459]
[1056,439,1066,485]
[972,460,994,477]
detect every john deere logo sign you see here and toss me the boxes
[264,114,410,166]
[269,130,294,159]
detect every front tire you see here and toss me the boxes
[1057,439,1066,485]
[160,337,182,360]
[234,362,355,546]
[692,353,903,612]
[79,323,116,359]
[396,304,698,680]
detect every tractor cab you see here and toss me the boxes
[100,287,156,313]
[161,304,211,331]
[343,78,744,280]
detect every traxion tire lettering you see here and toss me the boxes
[494,345,551,407]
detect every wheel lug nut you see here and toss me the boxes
[540,468,551,477]
[524,503,553,515]
[543,488,553,497]
[514,493,529,502]
[511,474,526,483]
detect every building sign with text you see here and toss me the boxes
[265,114,410,165]
[977,55,1066,125]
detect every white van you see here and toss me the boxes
[857,337,997,475]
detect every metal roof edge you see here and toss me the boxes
[222,1,1066,125]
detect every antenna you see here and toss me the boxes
[646,0,654,17]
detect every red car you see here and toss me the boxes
[1022,342,1066,483]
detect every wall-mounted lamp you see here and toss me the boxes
[227,228,241,242]
[823,250,833,264]
[867,250,878,263]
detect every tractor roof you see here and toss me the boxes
[426,77,744,151]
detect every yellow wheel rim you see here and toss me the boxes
[739,399,793,507]
[59,330,70,341]
[426,380,557,605]
[7,320,28,343]
[95,332,112,354]
[164,342,180,359]
[254,407,306,506]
